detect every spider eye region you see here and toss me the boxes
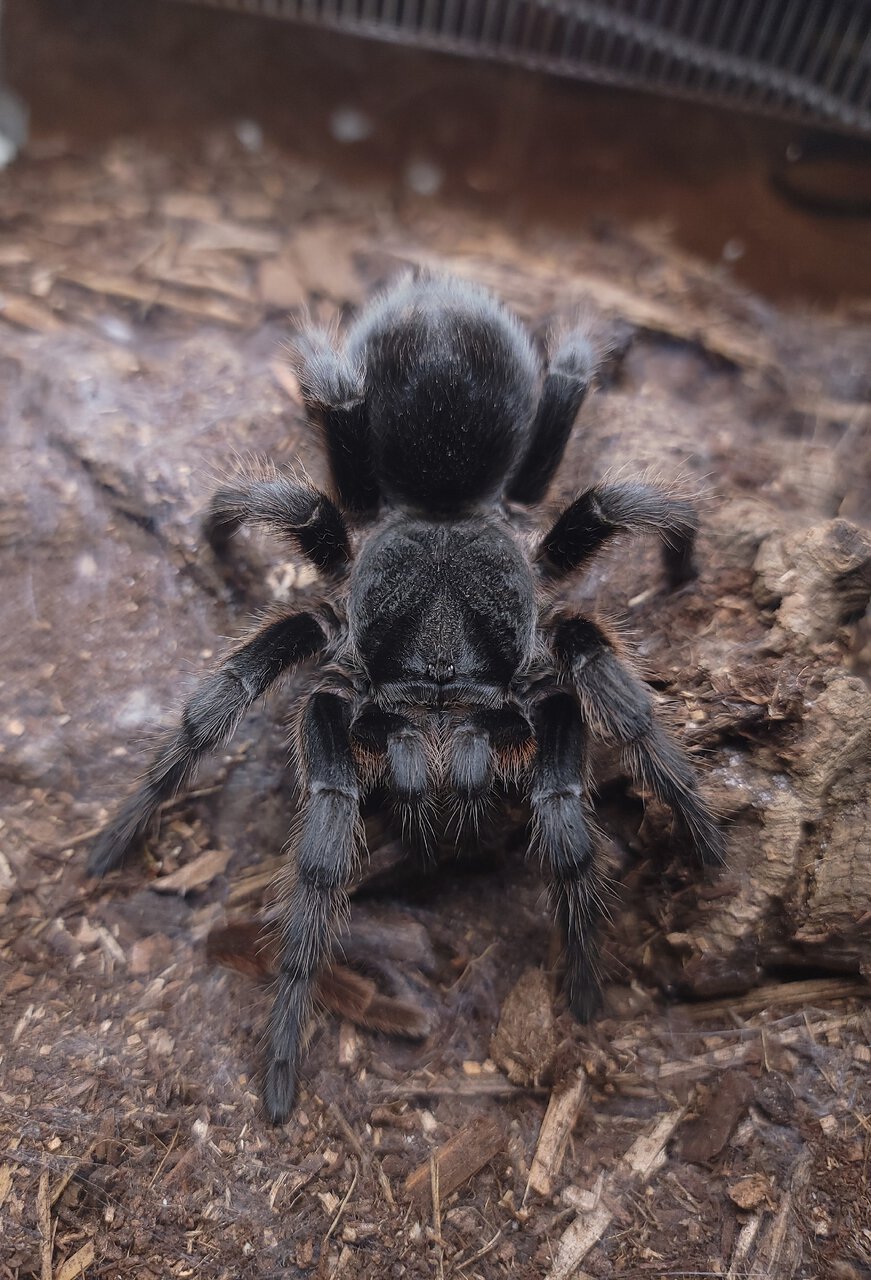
[425,659,455,683]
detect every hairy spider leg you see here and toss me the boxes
[508,329,597,505]
[540,480,699,587]
[265,691,360,1124]
[553,617,724,867]
[294,328,379,514]
[530,692,604,1021]
[204,473,350,575]
[87,613,326,876]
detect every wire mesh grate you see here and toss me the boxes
[171,0,871,134]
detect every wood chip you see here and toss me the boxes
[152,848,232,895]
[526,1070,588,1199]
[47,201,115,227]
[0,293,64,333]
[0,1164,13,1209]
[403,1115,505,1212]
[185,219,281,256]
[547,1108,685,1279]
[160,192,223,222]
[37,1169,52,1280]
[55,1242,95,1280]
[270,357,302,402]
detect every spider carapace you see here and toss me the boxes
[89,273,724,1123]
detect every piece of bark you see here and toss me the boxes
[526,1070,589,1198]
[754,519,871,646]
[669,672,871,998]
[678,1070,755,1164]
[206,921,430,1038]
[682,977,868,1020]
[403,1115,505,1212]
[318,965,430,1040]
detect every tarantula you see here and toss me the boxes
[88,273,724,1124]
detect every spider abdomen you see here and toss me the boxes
[346,275,540,513]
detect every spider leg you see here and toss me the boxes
[507,329,596,505]
[531,691,604,1021]
[553,616,724,866]
[87,612,327,876]
[294,327,379,514]
[265,691,360,1123]
[539,480,698,588]
[204,470,350,575]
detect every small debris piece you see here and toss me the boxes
[679,1070,755,1164]
[728,1174,773,1210]
[403,1115,505,1212]
[152,848,232,895]
[754,1072,795,1125]
[526,1070,589,1198]
[547,1108,685,1279]
[490,968,559,1085]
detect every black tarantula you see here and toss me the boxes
[88,273,724,1124]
